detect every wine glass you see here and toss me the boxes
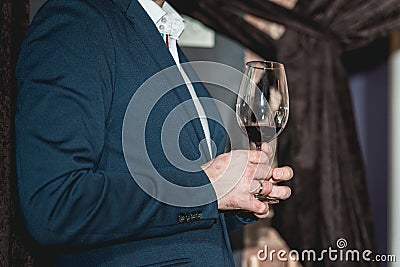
[236,60,289,204]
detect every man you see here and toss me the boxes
[15,0,293,265]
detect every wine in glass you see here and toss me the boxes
[236,60,289,203]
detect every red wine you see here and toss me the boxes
[243,125,280,144]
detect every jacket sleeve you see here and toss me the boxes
[224,213,258,233]
[15,0,218,247]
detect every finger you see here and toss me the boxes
[249,142,257,150]
[253,201,270,219]
[252,163,273,180]
[247,150,269,164]
[248,179,273,195]
[268,185,292,200]
[254,210,270,219]
[247,198,269,215]
[271,166,294,182]
[261,142,274,157]
[260,180,273,195]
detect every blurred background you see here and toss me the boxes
[1,0,399,266]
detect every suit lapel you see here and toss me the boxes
[177,50,218,135]
[121,0,211,159]
[126,0,175,72]
[178,49,227,157]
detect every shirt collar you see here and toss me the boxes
[137,0,185,39]
[137,0,166,24]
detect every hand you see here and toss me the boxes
[202,143,293,218]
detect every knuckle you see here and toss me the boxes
[255,203,265,214]
[250,151,262,162]
[250,199,262,213]
[263,181,273,195]
[258,203,269,214]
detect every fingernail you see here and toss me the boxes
[275,169,283,177]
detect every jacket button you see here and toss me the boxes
[178,213,186,223]
[194,211,202,221]
[185,213,193,223]
[190,211,201,221]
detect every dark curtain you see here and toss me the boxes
[0,0,33,266]
[170,0,400,266]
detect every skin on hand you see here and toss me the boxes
[202,143,293,219]
[153,0,165,7]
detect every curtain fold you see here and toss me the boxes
[170,0,400,266]
[0,0,33,266]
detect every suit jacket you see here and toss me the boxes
[15,0,253,266]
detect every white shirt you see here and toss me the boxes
[138,0,213,158]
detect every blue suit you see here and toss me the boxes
[15,0,252,266]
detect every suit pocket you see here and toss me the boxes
[140,258,191,267]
